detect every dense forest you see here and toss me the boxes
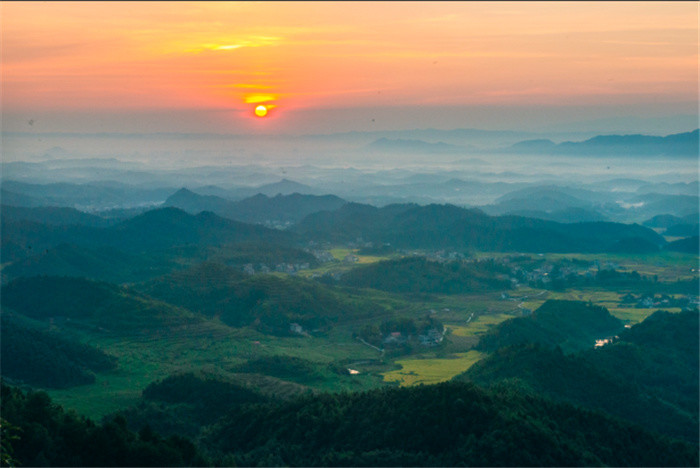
[340,257,511,294]
[475,300,624,352]
[0,384,208,467]
[4,376,697,467]
[201,380,697,467]
[1,313,117,388]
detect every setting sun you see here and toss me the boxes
[254,105,268,118]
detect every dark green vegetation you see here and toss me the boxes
[0,383,207,467]
[1,207,291,264]
[233,356,323,383]
[0,243,177,284]
[667,235,699,254]
[461,310,699,444]
[475,300,624,352]
[117,373,270,439]
[1,313,117,388]
[0,205,114,227]
[294,202,666,252]
[1,276,199,333]
[340,256,511,294]
[7,375,696,467]
[139,262,384,334]
[1,195,698,467]
[202,381,697,467]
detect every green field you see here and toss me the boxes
[382,351,485,386]
[449,313,516,336]
[329,248,388,264]
[29,247,699,422]
[607,307,683,323]
[47,319,386,419]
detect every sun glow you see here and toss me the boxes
[254,105,268,117]
[245,94,278,104]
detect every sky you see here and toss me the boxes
[2,1,698,135]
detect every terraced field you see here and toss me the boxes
[382,351,485,386]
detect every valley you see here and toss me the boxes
[1,130,698,467]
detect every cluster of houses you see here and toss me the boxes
[308,249,335,263]
[422,250,467,262]
[621,293,699,310]
[382,326,445,348]
[242,262,311,275]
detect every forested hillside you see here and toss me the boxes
[294,203,666,252]
[340,257,511,293]
[202,380,697,467]
[475,300,624,352]
[460,310,699,443]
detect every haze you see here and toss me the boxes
[2,2,697,136]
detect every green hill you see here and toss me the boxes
[202,380,697,467]
[138,262,383,334]
[1,204,113,227]
[1,312,117,388]
[1,383,207,467]
[1,207,294,263]
[115,372,270,439]
[1,243,177,284]
[340,256,511,294]
[1,276,199,333]
[294,203,665,253]
[458,310,699,443]
[475,300,624,353]
[666,236,699,254]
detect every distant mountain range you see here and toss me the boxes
[355,129,699,157]
[164,188,346,224]
[503,129,699,157]
[365,138,470,153]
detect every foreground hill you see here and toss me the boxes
[202,380,697,467]
[460,310,699,443]
[1,383,207,467]
[116,372,271,439]
[475,300,624,353]
[1,312,117,388]
[293,203,665,253]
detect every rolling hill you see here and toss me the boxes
[339,256,511,294]
[459,310,699,443]
[474,300,624,353]
[137,262,384,334]
[1,276,200,333]
[293,202,666,253]
[164,188,346,224]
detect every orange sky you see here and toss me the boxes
[2,1,697,133]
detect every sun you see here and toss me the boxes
[254,105,268,117]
